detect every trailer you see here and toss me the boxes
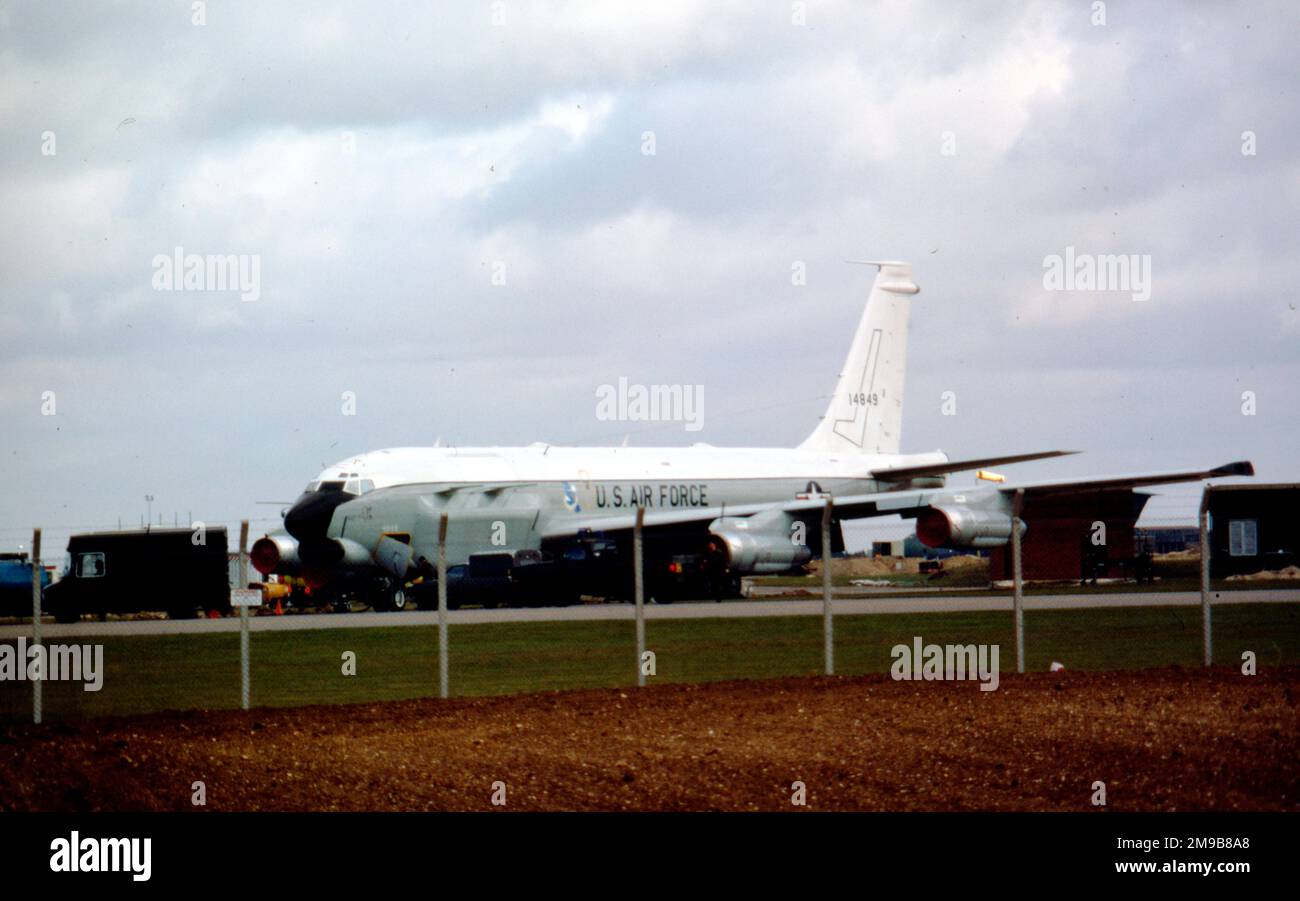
[43,528,233,623]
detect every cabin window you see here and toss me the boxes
[76,552,106,579]
[1228,519,1258,557]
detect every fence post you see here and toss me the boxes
[438,512,449,699]
[1011,489,1025,674]
[1199,489,1212,667]
[634,507,646,687]
[822,498,834,676]
[31,528,42,725]
[239,520,250,710]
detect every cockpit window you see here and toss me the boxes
[312,478,369,495]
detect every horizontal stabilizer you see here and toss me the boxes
[872,450,1077,482]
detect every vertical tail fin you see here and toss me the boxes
[799,261,918,455]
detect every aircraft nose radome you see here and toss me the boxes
[284,492,342,542]
[282,495,314,540]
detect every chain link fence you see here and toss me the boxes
[2,508,1298,724]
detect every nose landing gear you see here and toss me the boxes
[371,578,411,613]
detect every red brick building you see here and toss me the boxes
[987,490,1151,581]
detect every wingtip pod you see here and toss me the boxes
[1212,460,1255,478]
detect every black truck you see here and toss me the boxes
[43,528,233,623]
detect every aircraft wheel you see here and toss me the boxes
[391,587,408,611]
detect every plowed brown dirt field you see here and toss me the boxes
[2,666,1297,812]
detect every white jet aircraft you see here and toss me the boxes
[252,262,1252,609]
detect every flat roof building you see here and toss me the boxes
[1204,484,1300,579]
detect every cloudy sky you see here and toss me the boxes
[2,1,1297,558]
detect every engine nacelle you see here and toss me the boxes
[251,533,301,576]
[707,516,813,574]
[295,536,373,569]
[916,506,1025,549]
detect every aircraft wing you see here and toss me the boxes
[825,459,1256,517]
[869,449,1077,481]
[983,460,1255,499]
[538,460,1254,538]
[539,488,932,538]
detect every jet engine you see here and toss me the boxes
[706,514,813,574]
[250,533,301,576]
[295,536,373,569]
[916,506,1024,549]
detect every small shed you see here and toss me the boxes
[988,489,1151,581]
[1205,483,1300,578]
